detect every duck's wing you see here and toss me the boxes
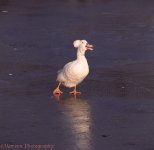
[63,60,81,79]
[56,60,76,82]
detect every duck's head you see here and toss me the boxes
[73,40,93,51]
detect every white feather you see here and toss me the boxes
[56,40,92,88]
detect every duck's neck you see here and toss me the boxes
[77,48,86,60]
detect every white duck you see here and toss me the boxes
[53,40,93,95]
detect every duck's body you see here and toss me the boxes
[57,50,89,88]
[53,40,93,95]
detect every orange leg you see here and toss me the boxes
[53,82,63,95]
[70,86,81,95]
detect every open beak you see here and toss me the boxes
[86,43,93,50]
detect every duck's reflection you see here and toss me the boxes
[59,96,92,150]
